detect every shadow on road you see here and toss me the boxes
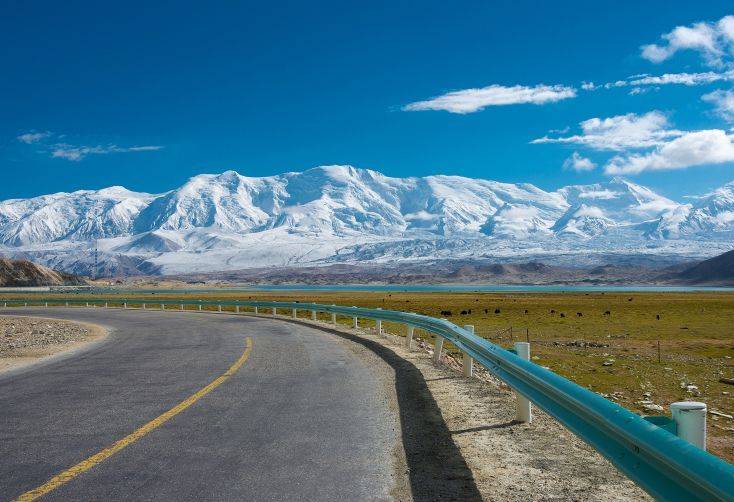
[287,321,482,502]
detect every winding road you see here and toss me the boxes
[0,308,420,501]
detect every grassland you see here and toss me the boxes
[3,289,733,462]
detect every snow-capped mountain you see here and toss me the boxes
[0,165,732,275]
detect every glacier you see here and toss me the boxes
[1,165,733,275]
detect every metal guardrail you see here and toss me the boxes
[3,297,734,500]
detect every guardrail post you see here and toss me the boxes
[142,303,146,309]
[353,316,358,328]
[433,336,443,365]
[218,304,222,312]
[331,312,337,324]
[376,319,382,336]
[236,305,240,313]
[406,325,414,349]
[514,341,532,422]
[104,302,108,308]
[198,304,202,311]
[292,308,297,319]
[254,306,258,314]
[311,310,316,320]
[180,304,184,311]
[671,402,707,450]
[124,302,127,309]
[463,325,475,377]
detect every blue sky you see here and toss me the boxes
[3,1,734,200]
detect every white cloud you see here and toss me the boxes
[605,129,734,174]
[562,152,597,172]
[532,111,683,150]
[702,89,734,121]
[641,15,734,66]
[402,84,576,114]
[51,144,163,161]
[17,131,52,144]
[628,70,734,86]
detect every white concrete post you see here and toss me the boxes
[272,307,277,316]
[180,304,184,311]
[353,317,358,329]
[161,303,164,310]
[433,336,444,365]
[463,325,475,378]
[124,302,127,309]
[45,302,48,308]
[671,401,707,450]
[331,312,337,324]
[514,341,532,423]
[142,303,146,309]
[405,325,414,350]
[311,310,316,320]
[86,302,89,307]
[376,319,382,336]
[292,308,297,319]
[104,302,108,308]
[218,304,222,312]
[198,304,202,311]
[236,305,240,313]
[254,306,258,314]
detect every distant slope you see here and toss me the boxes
[0,258,86,287]
[675,250,734,285]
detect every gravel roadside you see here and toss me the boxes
[0,315,107,374]
[286,315,650,501]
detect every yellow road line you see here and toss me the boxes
[16,337,253,502]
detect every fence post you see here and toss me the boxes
[142,303,146,309]
[104,302,108,308]
[671,402,707,450]
[272,307,277,316]
[254,306,258,314]
[181,304,184,311]
[236,305,240,313]
[45,302,48,308]
[124,302,127,309]
[65,302,69,307]
[433,336,444,365]
[311,310,316,320]
[292,308,297,319]
[198,304,202,311]
[353,316,358,329]
[514,341,532,422]
[463,325,474,377]
[161,303,164,310]
[218,304,222,312]
[376,319,382,336]
[86,302,89,307]
[331,312,337,324]
[405,325,414,349]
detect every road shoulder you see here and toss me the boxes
[0,314,109,377]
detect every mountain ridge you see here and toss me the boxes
[1,166,732,275]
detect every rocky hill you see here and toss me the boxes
[0,258,86,287]
[675,250,734,285]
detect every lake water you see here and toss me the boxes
[24,284,729,295]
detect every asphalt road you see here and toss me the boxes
[0,308,400,501]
